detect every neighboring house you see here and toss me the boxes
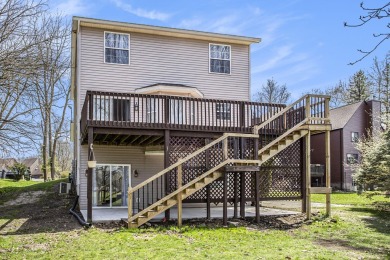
[71,17,331,226]
[22,158,42,179]
[0,158,17,179]
[311,100,381,191]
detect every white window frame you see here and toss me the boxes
[146,98,157,123]
[104,31,130,65]
[351,132,359,143]
[209,43,231,75]
[93,164,131,208]
[216,103,231,120]
[346,153,358,165]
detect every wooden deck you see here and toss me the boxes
[80,91,286,144]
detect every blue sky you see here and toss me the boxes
[52,0,389,100]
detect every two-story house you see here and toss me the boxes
[71,17,331,227]
[311,100,381,190]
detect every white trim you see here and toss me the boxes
[209,43,231,75]
[103,31,130,65]
[74,17,261,45]
[135,84,204,98]
[93,163,131,208]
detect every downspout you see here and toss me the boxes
[69,195,91,228]
[340,129,344,190]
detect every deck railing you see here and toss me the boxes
[80,91,286,136]
[254,94,330,149]
[127,94,331,226]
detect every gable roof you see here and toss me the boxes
[22,158,38,168]
[329,102,363,130]
[72,16,261,45]
[0,158,17,170]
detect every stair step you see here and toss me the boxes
[195,183,203,189]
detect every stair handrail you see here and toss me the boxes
[128,132,258,194]
[129,158,261,222]
[253,94,331,134]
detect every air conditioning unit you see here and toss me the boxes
[59,182,71,194]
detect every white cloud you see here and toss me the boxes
[53,0,90,16]
[112,0,171,21]
[252,45,293,74]
[178,18,203,29]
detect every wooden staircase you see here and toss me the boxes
[127,95,331,228]
[128,170,224,228]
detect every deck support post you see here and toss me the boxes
[325,130,331,216]
[205,138,211,220]
[233,138,239,218]
[240,138,246,218]
[301,140,307,213]
[222,137,228,226]
[164,129,170,221]
[305,130,311,219]
[233,172,238,218]
[324,97,331,217]
[87,127,93,223]
[223,169,228,226]
[177,163,183,227]
[127,190,132,228]
[254,139,260,224]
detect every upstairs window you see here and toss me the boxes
[104,32,129,64]
[216,103,231,120]
[351,132,359,142]
[209,44,231,74]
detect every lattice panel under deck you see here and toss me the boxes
[168,136,303,203]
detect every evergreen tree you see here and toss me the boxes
[346,70,371,104]
[354,124,390,191]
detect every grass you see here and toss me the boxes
[0,179,64,205]
[0,180,389,259]
[311,191,390,206]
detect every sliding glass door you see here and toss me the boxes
[93,164,131,208]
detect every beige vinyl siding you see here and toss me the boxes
[79,145,164,209]
[79,27,250,109]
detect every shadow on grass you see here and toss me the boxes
[0,181,83,236]
[347,204,390,235]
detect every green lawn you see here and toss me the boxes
[311,191,390,206]
[0,180,389,259]
[0,179,64,205]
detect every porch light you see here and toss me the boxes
[88,143,96,168]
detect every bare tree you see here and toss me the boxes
[253,78,291,104]
[0,0,47,155]
[33,14,70,180]
[304,81,347,109]
[56,140,72,172]
[369,53,390,123]
[345,2,390,65]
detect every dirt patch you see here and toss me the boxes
[95,213,310,231]
[2,190,46,206]
[0,184,82,235]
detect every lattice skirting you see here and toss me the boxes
[168,136,303,203]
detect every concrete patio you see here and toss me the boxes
[81,203,300,222]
